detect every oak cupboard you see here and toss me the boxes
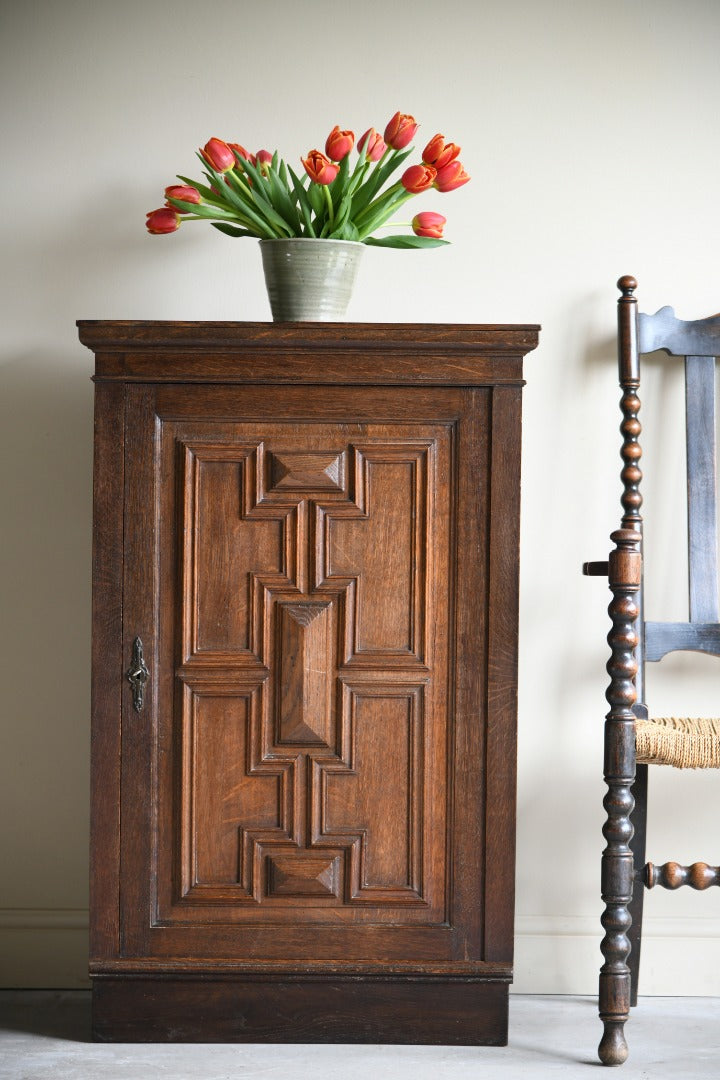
[78,320,539,1043]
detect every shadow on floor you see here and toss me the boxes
[0,990,92,1042]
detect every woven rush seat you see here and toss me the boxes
[635,716,720,768]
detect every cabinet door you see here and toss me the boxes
[119,382,511,971]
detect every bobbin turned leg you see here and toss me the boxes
[599,529,642,1066]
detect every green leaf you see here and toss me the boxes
[200,160,278,238]
[176,175,230,211]
[307,180,325,219]
[355,186,408,235]
[351,147,413,216]
[287,166,317,236]
[330,154,350,209]
[337,220,360,242]
[166,197,238,220]
[211,222,256,238]
[225,157,295,237]
[327,191,353,238]
[265,162,302,233]
[364,235,450,249]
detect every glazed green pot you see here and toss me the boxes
[259,238,363,321]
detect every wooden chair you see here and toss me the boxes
[584,276,720,1066]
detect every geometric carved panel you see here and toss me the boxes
[175,431,442,914]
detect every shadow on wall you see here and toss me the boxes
[0,351,93,904]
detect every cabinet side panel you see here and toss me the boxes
[90,381,125,961]
[450,390,491,961]
[484,386,522,963]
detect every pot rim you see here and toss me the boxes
[258,237,365,247]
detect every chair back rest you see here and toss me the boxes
[617,276,720,664]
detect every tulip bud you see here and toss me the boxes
[434,160,471,192]
[422,134,461,170]
[412,211,446,239]
[146,207,180,234]
[357,128,386,162]
[325,126,355,162]
[202,137,236,172]
[384,111,418,150]
[164,185,201,212]
[255,149,273,176]
[302,149,340,185]
[400,163,437,194]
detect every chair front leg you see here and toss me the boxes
[599,529,641,1066]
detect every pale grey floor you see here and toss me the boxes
[0,992,719,1079]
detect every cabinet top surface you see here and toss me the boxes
[79,321,540,385]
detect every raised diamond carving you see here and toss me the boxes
[277,601,332,746]
[269,450,345,493]
[267,853,340,898]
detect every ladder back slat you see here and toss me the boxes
[685,355,719,623]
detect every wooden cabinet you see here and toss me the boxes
[79,321,539,1044]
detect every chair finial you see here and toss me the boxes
[618,275,638,298]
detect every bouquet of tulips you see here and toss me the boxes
[145,111,470,248]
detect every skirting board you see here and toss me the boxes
[0,911,90,989]
[2,910,720,995]
[514,915,720,996]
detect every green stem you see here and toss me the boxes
[356,190,415,240]
[323,184,334,228]
[354,182,405,229]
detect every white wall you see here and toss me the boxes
[2,0,719,994]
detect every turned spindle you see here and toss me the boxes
[645,861,720,890]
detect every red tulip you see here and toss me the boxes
[400,163,436,193]
[229,143,256,167]
[384,111,418,150]
[412,211,446,239]
[146,207,180,234]
[255,149,273,176]
[434,160,470,191]
[302,149,340,185]
[325,126,354,162]
[202,137,235,172]
[422,133,461,170]
[357,128,386,162]
[164,185,201,212]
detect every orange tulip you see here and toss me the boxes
[164,185,201,212]
[412,211,446,238]
[325,126,354,162]
[202,137,235,172]
[302,149,340,185]
[146,207,180,234]
[422,134,461,170]
[400,163,436,193]
[384,111,418,150]
[434,160,470,192]
[357,128,386,162]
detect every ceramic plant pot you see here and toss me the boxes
[259,238,363,321]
